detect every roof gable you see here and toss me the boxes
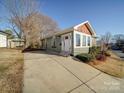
[41,21,96,40]
[74,21,96,36]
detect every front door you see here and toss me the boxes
[61,33,72,53]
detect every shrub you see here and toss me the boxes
[96,53,106,61]
[76,53,93,62]
[105,51,111,56]
[89,46,101,59]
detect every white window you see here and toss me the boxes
[74,31,92,48]
[87,36,91,46]
[82,35,86,46]
[76,34,81,46]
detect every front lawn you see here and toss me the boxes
[0,48,24,93]
[89,51,124,78]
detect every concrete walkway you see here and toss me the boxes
[23,51,124,93]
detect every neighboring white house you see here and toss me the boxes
[0,31,24,48]
[0,31,7,47]
[8,38,24,48]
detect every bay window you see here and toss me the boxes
[75,31,92,48]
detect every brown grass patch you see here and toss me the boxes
[0,48,24,93]
[89,51,124,78]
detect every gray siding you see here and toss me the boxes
[46,36,61,52]
[42,31,90,56]
[46,32,73,54]
[71,31,89,56]
[71,32,74,55]
[73,47,89,56]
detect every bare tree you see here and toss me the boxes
[0,0,59,48]
[100,32,111,52]
[12,12,58,48]
[0,0,38,36]
[7,20,21,38]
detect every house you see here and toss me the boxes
[8,38,25,48]
[41,21,96,56]
[0,30,8,47]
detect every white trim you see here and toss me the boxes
[87,21,96,36]
[87,36,92,47]
[74,21,89,29]
[75,33,81,47]
[74,21,96,36]
[61,33,72,53]
[82,35,86,46]
[74,30,92,48]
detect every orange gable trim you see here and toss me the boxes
[77,24,92,35]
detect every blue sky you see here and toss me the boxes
[0,0,124,35]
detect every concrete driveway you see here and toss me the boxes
[23,51,124,93]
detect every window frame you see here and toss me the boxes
[52,36,56,48]
[87,36,91,46]
[74,31,92,48]
[76,33,81,47]
[82,35,86,46]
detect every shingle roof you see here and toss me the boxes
[41,27,74,39]
[41,21,96,40]
[0,30,10,36]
